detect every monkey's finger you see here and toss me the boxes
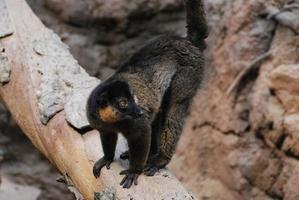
[120,170,129,175]
[93,164,105,177]
[123,176,133,189]
[133,175,138,185]
[143,171,148,176]
[144,170,150,176]
[106,162,111,169]
[93,163,105,177]
[93,171,100,178]
[93,167,101,178]
[148,169,156,176]
[143,167,153,174]
[120,175,127,185]
[143,166,151,172]
[144,167,159,176]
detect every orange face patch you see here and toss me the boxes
[99,106,120,123]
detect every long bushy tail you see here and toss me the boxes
[185,0,208,48]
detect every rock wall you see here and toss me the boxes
[171,0,299,200]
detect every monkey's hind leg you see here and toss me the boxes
[144,100,189,176]
[144,66,200,176]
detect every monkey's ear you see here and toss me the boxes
[96,92,108,108]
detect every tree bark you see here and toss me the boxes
[0,0,194,199]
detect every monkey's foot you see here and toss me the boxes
[144,155,168,176]
[143,164,162,176]
[93,157,113,178]
[120,151,129,160]
[119,169,140,189]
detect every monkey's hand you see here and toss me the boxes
[93,157,113,178]
[119,169,141,189]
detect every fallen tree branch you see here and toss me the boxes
[0,0,194,199]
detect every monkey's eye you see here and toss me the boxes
[118,99,128,109]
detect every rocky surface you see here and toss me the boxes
[0,0,14,38]
[171,0,299,200]
[0,47,10,84]
[1,0,299,199]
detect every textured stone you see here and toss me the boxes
[281,114,299,157]
[0,47,10,84]
[269,64,299,94]
[269,64,299,114]
[0,0,14,38]
[64,85,99,129]
[95,187,116,200]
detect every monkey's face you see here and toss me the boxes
[95,81,144,123]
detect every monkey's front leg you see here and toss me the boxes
[93,131,117,178]
[120,125,151,188]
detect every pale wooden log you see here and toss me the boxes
[0,0,195,199]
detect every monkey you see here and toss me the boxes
[86,0,208,189]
